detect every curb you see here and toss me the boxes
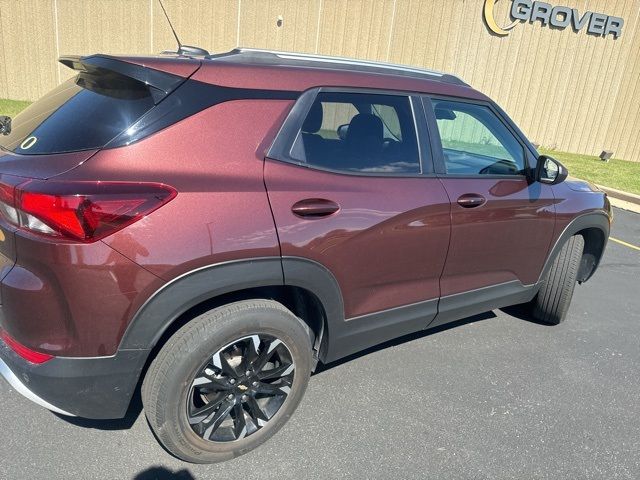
[596,185,640,214]
[596,185,640,206]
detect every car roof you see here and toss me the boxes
[103,49,489,101]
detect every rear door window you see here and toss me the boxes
[289,92,421,174]
[0,72,156,155]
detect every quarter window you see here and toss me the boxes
[431,99,525,176]
[290,92,421,174]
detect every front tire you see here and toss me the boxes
[532,234,585,325]
[141,300,313,463]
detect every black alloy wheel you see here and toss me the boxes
[187,334,295,442]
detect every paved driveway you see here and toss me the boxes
[1,208,638,480]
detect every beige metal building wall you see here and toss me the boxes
[0,0,638,161]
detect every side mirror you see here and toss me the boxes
[337,124,349,141]
[536,155,568,185]
[434,108,457,121]
[0,116,11,136]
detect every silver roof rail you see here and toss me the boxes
[213,48,467,85]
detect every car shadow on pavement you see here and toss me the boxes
[500,302,555,326]
[314,310,498,375]
[133,466,195,480]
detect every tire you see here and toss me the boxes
[141,299,313,463]
[532,234,585,325]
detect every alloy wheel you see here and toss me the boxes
[186,334,295,442]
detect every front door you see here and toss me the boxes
[426,97,556,301]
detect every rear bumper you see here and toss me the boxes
[0,340,148,419]
[0,356,74,416]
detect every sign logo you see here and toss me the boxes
[484,0,518,36]
[484,0,624,38]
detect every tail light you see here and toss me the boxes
[1,329,54,364]
[0,180,177,243]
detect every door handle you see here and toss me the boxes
[291,198,340,218]
[457,193,486,208]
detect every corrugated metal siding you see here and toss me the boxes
[56,0,153,84]
[151,0,238,53]
[317,0,394,60]
[0,0,58,101]
[0,0,638,161]
[608,3,640,161]
[240,0,320,53]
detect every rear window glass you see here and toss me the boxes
[289,92,421,174]
[0,72,156,155]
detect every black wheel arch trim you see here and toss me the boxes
[119,257,285,350]
[535,211,610,286]
[118,256,346,355]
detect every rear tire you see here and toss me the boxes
[141,300,313,463]
[532,234,584,325]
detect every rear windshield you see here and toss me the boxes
[0,71,156,155]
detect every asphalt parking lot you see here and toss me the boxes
[1,207,638,480]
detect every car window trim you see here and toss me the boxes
[267,87,436,178]
[420,94,536,179]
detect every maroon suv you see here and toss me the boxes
[0,48,611,463]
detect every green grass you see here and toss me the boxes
[0,98,31,118]
[0,98,638,194]
[540,148,640,195]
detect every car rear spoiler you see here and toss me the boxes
[59,55,186,103]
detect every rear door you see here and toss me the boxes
[265,89,450,328]
[423,97,556,314]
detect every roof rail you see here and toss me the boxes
[206,48,468,86]
[241,48,448,77]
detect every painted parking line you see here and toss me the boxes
[610,237,640,252]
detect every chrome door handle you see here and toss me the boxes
[457,193,486,208]
[291,198,340,218]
